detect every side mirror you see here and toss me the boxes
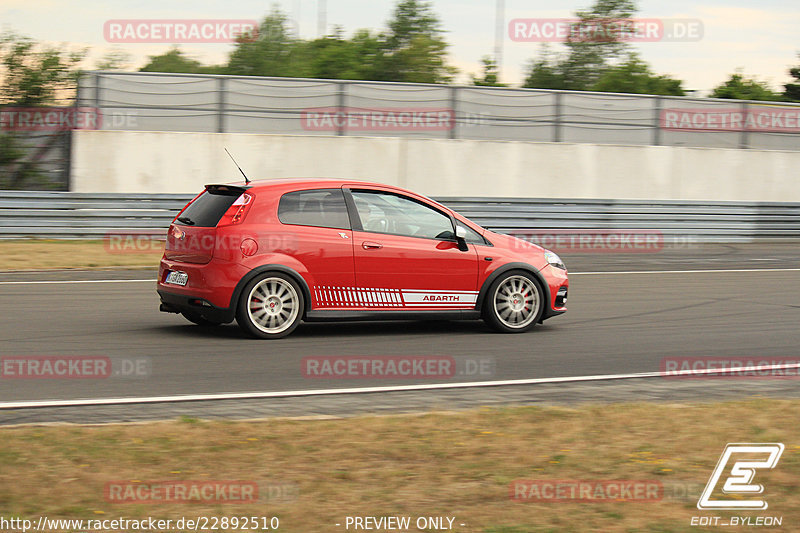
[455,225,469,252]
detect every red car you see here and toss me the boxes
[157,179,568,339]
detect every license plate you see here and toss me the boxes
[165,271,188,286]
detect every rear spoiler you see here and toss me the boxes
[204,184,251,196]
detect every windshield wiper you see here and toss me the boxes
[176,216,195,225]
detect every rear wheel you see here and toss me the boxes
[236,273,304,339]
[482,271,543,333]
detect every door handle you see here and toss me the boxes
[362,241,383,250]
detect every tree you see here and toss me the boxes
[471,56,506,86]
[224,1,455,83]
[95,48,132,70]
[0,133,41,189]
[0,31,86,190]
[298,29,384,80]
[386,0,441,50]
[385,33,455,83]
[365,0,456,83]
[0,31,85,105]
[559,0,636,90]
[522,0,685,95]
[140,47,223,74]
[784,54,800,102]
[226,8,305,77]
[591,54,684,95]
[710,72,781,101]
[523,45,566,89]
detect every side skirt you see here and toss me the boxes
[304,309,482,322]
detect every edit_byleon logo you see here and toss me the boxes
[697,443,784,511]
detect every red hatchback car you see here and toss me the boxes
[157,179,568,339]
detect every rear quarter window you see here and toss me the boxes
[278,189,350,230]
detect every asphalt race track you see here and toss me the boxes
[1,243,799,424]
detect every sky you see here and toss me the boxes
[1,0,798,95]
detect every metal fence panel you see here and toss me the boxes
[225,78,339,135]
[77,71,800,150]
[456,87,555,141]
[659,99,744,148]
[343,82,452,139]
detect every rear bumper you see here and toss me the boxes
[158,289,236,324]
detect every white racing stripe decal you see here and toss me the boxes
[315,286,405,307]
[402,290,478,306]
[313,286,479,309]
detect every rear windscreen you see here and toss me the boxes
[174,191,240,227]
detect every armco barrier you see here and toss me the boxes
[1,191,800,241]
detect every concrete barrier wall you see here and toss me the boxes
[71,130,800,201]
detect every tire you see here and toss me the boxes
[482,270,544,333]
[181,312,222,327]
[235,272,304,339]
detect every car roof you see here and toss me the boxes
[212,177,418,195]
[206,177,455,215]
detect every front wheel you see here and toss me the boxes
[236,273,304,339]
[482,271,544,333]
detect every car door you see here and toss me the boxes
[276,188,355,309]
[346,188,479,310]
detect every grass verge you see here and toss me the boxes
[1,399,798,532]
[0,239,162,270]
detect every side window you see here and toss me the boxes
[278,189,350,230]
[457,223,487,245]
[351,190,455,240]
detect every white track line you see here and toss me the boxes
[2,363,799,410]
[570,268,800,275]
[0,279,155,285]
[0,267,799,285]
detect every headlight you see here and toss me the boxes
[544,250,566,270]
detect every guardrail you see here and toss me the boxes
[2,191,800,241]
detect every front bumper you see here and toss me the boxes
[542,265,568,320]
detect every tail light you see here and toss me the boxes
[218,193,254,226]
